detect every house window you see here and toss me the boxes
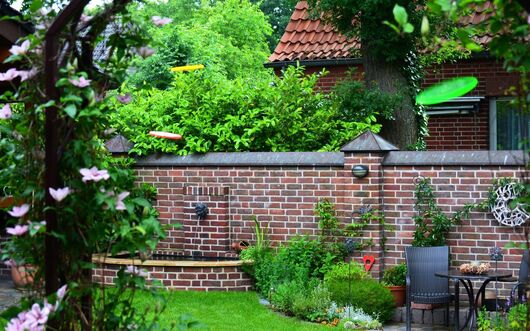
[489,98,530,150]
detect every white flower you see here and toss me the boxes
[9,40,31,56]
[8,204,30,218]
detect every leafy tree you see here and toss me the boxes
[306,0,424,149]
[250,0,298,51]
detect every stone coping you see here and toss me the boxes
[135,152,344,167]
[383,150,527,166]
[132,150,526,167]
[92,253,248,267]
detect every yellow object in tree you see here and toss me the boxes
[170,64,205,72]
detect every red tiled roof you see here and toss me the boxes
[269,1,493,63]
[269,1,359,62]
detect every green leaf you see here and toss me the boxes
[416,77,478,105]
[29,0,43,12]
[64,104,77,118]
[393,4,408,26]
[403,23,414,33]
[421,16,429,36]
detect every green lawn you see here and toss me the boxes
[135,291,332,330]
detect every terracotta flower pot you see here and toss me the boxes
[386,285,406,307]
[11,264,36,288]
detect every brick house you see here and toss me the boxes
[265,1,528,151]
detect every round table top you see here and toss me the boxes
[435,270,512,280]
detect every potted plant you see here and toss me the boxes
[382,263,406,307]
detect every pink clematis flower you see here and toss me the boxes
[9,40,31,56]
[6,224,29,236]
[115,191,130,211]
[25,303,51,329]
[49,187,70,202]
[69,76,91,88]
[5,314,24,331]
[151,16,173,26]
[0,68,20,81]
[137,46,155,58]
[18,68,38,82]
[8,204,30,218]
[125,265,149,278]
[57,284,68,300]
[79,167,110,182]
[0,104,12,119]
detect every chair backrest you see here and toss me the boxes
[517,250,529,298]
[405,246,449,294]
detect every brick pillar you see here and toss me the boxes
[340,131,399,278]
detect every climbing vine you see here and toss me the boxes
[412,177,477,247]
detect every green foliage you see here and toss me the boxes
[382,263,407,286]
[246,235,346,297]
[478,304,528,331]
[412,177,477,247]
[323,262,370,283]
[270,279,332,322]
[315,199,341,242]
[249,0,298,51]
[252,216,270,252]
[331,71,400,123]
[110,65,379,155]
[127,29,190,90]
[306,0,423,64]
[324,277,395,323]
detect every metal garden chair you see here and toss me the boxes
[405,246,453,331]
[482,250,529,311]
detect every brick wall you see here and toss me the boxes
[133,145,528,292]
[282,57,520,150]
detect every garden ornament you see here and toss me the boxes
[363,255,375,272]
[194,203,209,220]
[491,183,529,227]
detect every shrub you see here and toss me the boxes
[325,277,395,323]
[245,235,346,296]
[270,279,332,322]
[324,261,370,282]
[382,263,407,286]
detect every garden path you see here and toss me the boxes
[0,279,21,312]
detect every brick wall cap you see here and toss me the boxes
[105,135,133,153]
[341,131,399,153]
[383,150,528,166]
[135,152,344,167]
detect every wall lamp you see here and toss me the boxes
[351,165,369,178]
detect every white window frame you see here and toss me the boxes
[489,96,527,150]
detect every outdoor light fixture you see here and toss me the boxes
[351,165,369,178]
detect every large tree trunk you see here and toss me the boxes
[362,47,418,149]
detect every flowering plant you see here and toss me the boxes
[0,2,177,329]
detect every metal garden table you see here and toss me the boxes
[435,270,512,331]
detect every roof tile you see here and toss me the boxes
[269,1,493,63]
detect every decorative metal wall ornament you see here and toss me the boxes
[194,203,209,220]
[344,238,356,254]
[491,183,529,227]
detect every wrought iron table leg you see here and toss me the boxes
[453,279,460,331]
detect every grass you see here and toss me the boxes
[134,290,332,330]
